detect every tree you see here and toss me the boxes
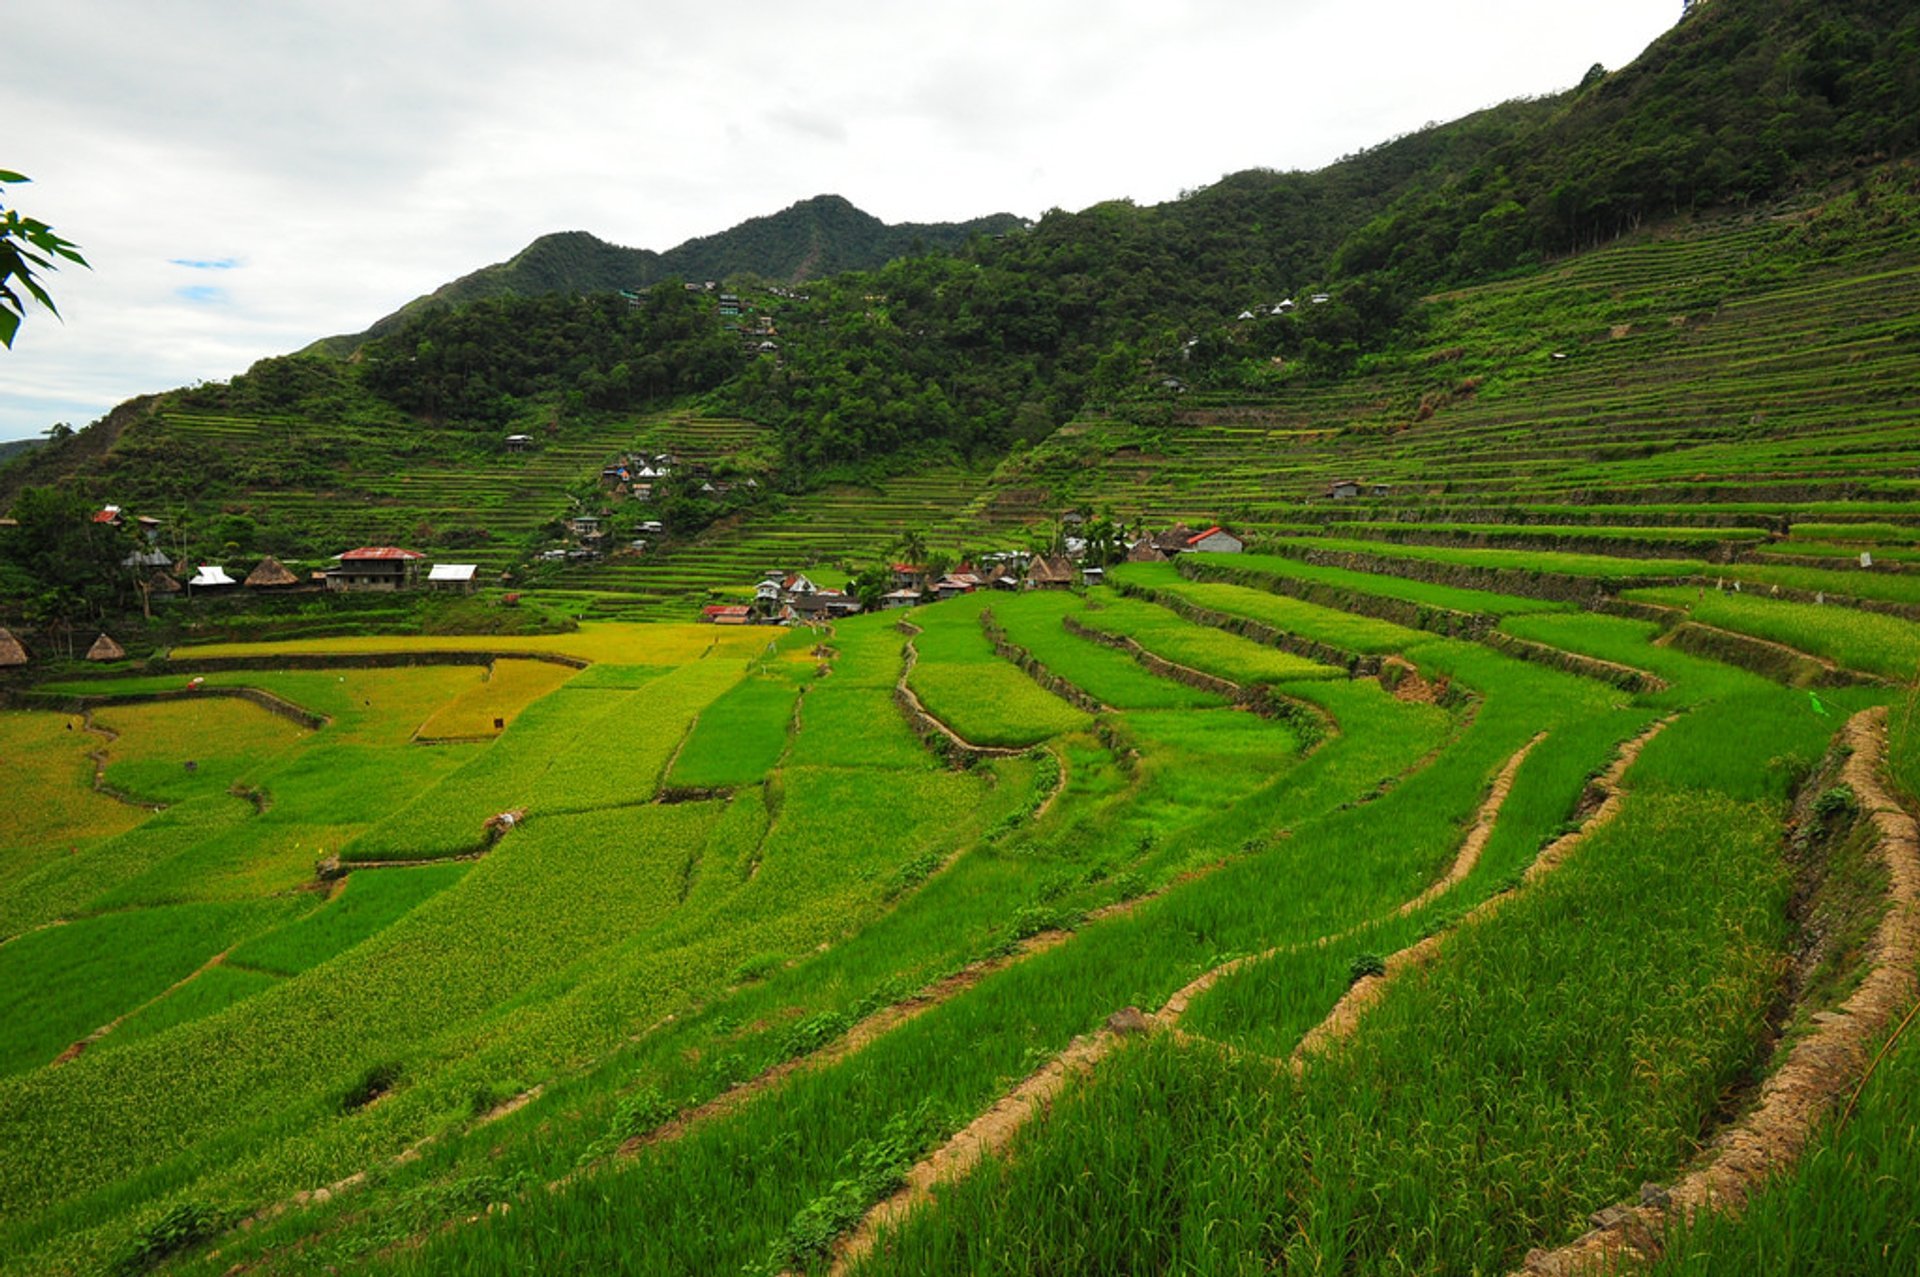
[0,172,87,348]
[0,486,134,653]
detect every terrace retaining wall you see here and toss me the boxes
[978,610,1107,716]
[3,684,330,731]
[1662,621,1884,689]
[1175,556,1498,640]
[1481,632,1667,695]
[1059,613,1330,744]
[1109,580,1382,677]
[1687,576,1920,624]
[1295,525,1747,563]
[892,637,1025,768]
[1258,542,1656,607]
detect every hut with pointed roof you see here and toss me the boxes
[148,571,183,598]
[1126,540,1169,563]
[86,633,127,662]
[1026,554,1077,590]
[243,555,301,589]
[0,626,26,667]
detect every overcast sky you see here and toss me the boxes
[0,0,1682,444]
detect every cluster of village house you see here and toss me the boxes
[538,451,764,562]
[0,506,495,668]
[99,505,482,599]
[701,522,1247,625]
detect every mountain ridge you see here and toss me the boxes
[310,194,1025,355]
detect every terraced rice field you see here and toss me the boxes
[6,498,1919,1275]
[9,180,1920,1277]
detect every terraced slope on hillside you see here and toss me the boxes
[6,532,1915,1274]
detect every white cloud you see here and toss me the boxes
[0,0,1680,442]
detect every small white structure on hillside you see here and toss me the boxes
[427,564,478,593]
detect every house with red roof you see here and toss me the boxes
[1185,526,1245,554]
[325,547,427,592]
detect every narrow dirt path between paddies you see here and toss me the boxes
[893,635,1029,760]
[1397,731,1546,917]
[1292,716,1674,1071]
[825,726,1562,1275]
[1030,743,1069,823]
[1060,612,1243,701]
[52,946,237,1067]
[1514,705,1920,1277]
[77,710,167,811]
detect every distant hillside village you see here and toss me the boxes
[0,501,501,668]
[702,521,1245,626]
[0,480,1252,666]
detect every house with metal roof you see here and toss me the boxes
[326,547,426,592]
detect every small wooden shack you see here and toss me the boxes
[0,626,26,667]
[86,633,127,662]
[426,564,478,593]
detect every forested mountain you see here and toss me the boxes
[319,195,1025,352]
[10,0,1918,553]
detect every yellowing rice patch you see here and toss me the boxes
[0,711,151,873]
[172,621,767,667]
[416,659,579,741]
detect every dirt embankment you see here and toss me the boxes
[830,727,1566,1273]
[1483,630,1669,694]
[978,610,1107,715]
[892,637,1029,766]
[1516,706,1920,1276]
[1266,542,1662,605]
[1661,620,1885,689]
[1109,580,1382,677]
[1177,556,1499,640]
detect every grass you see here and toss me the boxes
[413,660,580,740]
[985,592,1226,709]
[1074,589,1347,681]
[0,711,151,890]
[906,598,1092,747]
[1629,586,1920,682]
[1112,562,1424,656]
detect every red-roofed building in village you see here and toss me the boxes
[326,547,427,592]
[1185,526,1245,554]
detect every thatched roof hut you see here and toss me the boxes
[1126,540,1169,563]
[243,555,300,588]
[1026,554,1078,590]
[0,626,26,667]
[86,632,127,662]
[149,571,183,595]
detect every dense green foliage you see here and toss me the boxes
[360,289,739,427]
[338,196,1026,348]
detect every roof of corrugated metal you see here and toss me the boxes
[338,546,427,561]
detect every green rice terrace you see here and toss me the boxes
[8,39,1920,1272]
[4,505,1920,1274]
